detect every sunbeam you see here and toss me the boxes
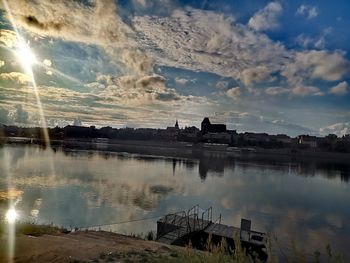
[16,38,38,72]
[1,1,57,262]
[2,0,50,146]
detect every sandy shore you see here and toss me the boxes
[0,230,181,263]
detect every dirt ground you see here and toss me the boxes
[0,231,181,263]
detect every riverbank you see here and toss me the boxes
[0,224,347,263]
[2,137,350,162]
[0,227,182,263]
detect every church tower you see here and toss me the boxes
[175,119,179,129]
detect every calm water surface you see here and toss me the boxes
[0,145,349,258]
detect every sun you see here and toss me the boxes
[5,208,18,224]
[16,39,37,72]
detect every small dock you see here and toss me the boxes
[156,205,267,258]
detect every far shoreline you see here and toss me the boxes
[1,136,350,163]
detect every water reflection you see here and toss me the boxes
[0,145,349,259]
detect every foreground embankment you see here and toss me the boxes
[0,229,182,263]
[0,224,347,263]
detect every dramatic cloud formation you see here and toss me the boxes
[1,0,156,80]
[248,1,283,31]
[0,0,349,135]
[134,8,288,80]
[3,1,130,46]
[329,81,348,95]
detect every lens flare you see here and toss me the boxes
[2,1,57,261]
[17,39,37,72]
[5,208,18,224]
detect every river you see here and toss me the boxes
[0,144,349,259]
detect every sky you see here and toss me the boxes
[0,0,349,136]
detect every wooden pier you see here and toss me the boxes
[156,205,267,259]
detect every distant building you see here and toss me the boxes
[165,120,181,141]
[243,132,270,143]
[201,117,226,133]
[203,132,231,144]
[298,135,317,148]
[166,120,180,131]
[270,134,292,144]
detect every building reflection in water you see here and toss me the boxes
[1,145,350,259]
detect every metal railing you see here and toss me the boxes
[157,205,215,241]
[156,210,186,239]
[205,213,222,234]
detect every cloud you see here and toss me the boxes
[222,110,315,135]
[131,0,178,13]
[241,66,271,85]
[43,59,52,66]
[3,1,130,47]
[87,74,183,105]
[296,5,318,20]
[0,29,17,47]
[226,87,241,100]
[291,86,322,96]
[329,81,349,95]
[265,86,324,97]
[120,49,154,76]
[295,28,332,50]
[248,2,283,31]
[175,77,189,85]
[1,0,154,78]
[295,34,325,49]
[265,86,289,96]
[320,123,349,136]
[133,8,288,80]
[282,50,350,84]
[0,72,31,85]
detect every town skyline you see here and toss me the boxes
[1,116,349,139]
[1,115,350,138]
[0,0,349,138]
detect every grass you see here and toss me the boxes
[0,222,348,262]
[158,245,348,263]
[156,233,349,263]
[0,222,66,236]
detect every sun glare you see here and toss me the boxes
[5,208,18,224]
[16,39,37,72]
